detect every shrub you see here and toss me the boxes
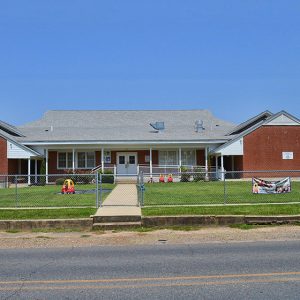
[99,170,114,184]
[193,167,205,182]
[55,178,65,185]
[180,167,191,182]
[39,159,46,185]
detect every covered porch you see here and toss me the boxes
[44,144,221,180]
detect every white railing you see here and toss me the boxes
[138,164,223,179]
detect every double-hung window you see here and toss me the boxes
[159,150,178,165]
[58,152,73,169]
[77,152,95,169]
[181,150,196,166]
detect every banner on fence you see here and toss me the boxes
[252,177,291,194]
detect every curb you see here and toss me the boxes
[142,215,300,227]
[1,215,300,230]
[0,218,93,230]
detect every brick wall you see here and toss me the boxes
[0,137,8,174]
[243,125,300,170]
[196,149,205,165]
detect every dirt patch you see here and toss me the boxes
[1,225,300,249]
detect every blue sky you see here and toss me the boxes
[0,0,299,125]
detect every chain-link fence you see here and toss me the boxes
[141,170,300,206]
[1,170,299,208]
[0,174,116,208]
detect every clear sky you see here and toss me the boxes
[0,0,299,126]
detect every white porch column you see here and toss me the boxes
[45,149,49,184]
[205,147,208,172]
[221,155,224,181]
[27,158,31,185]
[35,159,38,183]
[101,148,105,173]
[179,148,182,168]
[149,147,153,178]
[72,148,75,172]
[215,155,218,180]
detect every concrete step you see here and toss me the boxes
[115,180,137,184]
[92,221,142,230]
[93,214,141,223]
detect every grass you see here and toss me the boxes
[0,183,115,208]
[0,208,96,220]
[142,204,300,216]
[144,181,300,206]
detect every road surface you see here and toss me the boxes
[0,240,300,299]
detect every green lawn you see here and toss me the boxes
[0,183,115,208]
[142,204,300,216]
[144,181,300,206]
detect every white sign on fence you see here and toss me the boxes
[282,152,293,160]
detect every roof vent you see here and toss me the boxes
[195,120,205,132]
[150,121,165,132]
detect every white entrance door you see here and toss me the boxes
[117,153,138,175]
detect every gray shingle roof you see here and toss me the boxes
[17,110,236,143]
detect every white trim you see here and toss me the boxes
[179,148,182,167]
[28,159,31,185]
[35,159,38,183]
[149,148,153,177]
[221,155,224,181]
[23,140,229,146]
[101,148,104,173]
[205,147,208,172]
[265,114,300,126]
[72,148,75,172]
[45,149,48,184]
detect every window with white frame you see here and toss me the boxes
[104,151,111,163]
[58,152,73,169]
[77,152,95,169]
[159,150,178,165]
[181,150,196,166]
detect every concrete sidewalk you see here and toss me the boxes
[102,184,138,206]
[93,184,141,226]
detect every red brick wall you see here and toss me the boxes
[196,149,205,165]
[234,155,243,171]
[49,151,62,174]
[95,151,101,166]
[0,137,8,174]
[243,125,300,170]
[8,159,18,174]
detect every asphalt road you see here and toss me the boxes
[0,240,300,299]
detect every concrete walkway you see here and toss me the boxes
[94,184,141,219]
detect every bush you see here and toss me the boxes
[55,178,65,185]
[180,167,191,182]
[99,170,114,184]
[193,167,205,182]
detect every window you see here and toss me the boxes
[77,152,95,169]
[182,150,196,166]
[104,151,111,163]
[159,151,178,165]
[77,152,86,168]
[58,152,73,169]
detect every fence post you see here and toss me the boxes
[99,173,102,207]
[15,175,18,208]
[96,172,99,208]
[223,171,227,205]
